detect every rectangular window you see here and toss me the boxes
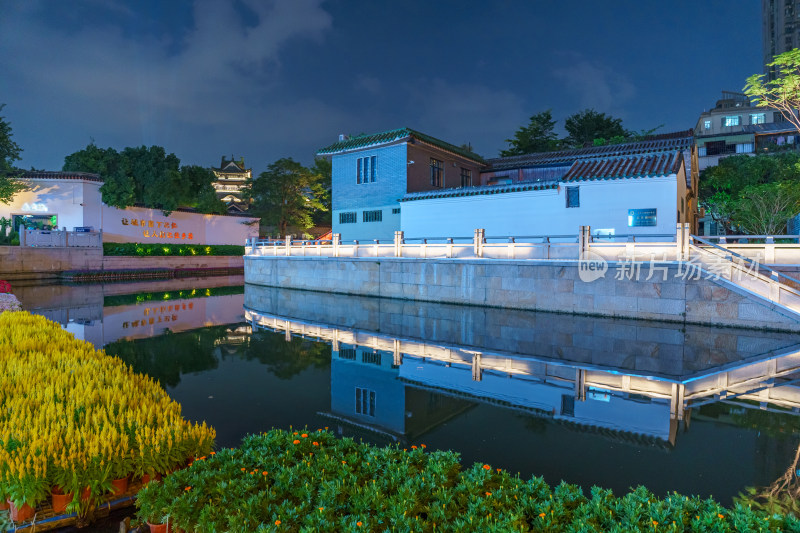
[561,395,575,417]
[430,158,444,187]
[363,157,370,183]
[362,210,382,223]
[736,143,754,153]
[566,186,580,208]
[357,156,377,184]
[338,348,356,360]
[460,167,472,187]
[339,212,357,224]
[750,113,766,125]
[628,208,658,227]
[357,158,362,184]
[355,387,376,417]
[392,207,400,214]
[703,119,711,129]
[361,351,381,365]
[723,115,740,127]
[370,156,376,182]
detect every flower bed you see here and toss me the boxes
[0,312,215,525]
[103,243,244,257]
[136,429,793,532]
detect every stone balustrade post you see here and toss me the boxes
[285,235,292,257]
[394,231,404,257]
[765,236,776,264]
[473,228,485,258]
[578,225,590,260]
[333,233,340,257]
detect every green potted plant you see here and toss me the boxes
[136,480,174,533]
[5,473,48,523]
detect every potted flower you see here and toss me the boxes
[5,473,48,523]
[136,481,174,533]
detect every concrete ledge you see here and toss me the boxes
[244,256,800,332]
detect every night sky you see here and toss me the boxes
[0,0,761,174]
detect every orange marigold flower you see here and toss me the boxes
[319,507,324,511]
[301,433,308,438]
[263,471,268,476]
[718,514,724,519]
[485,492,492,496]
[184,486,191,491]
[210,451,216,455]
[275,520,281,526]
[482,464,491,470]
[357,522,363,527]
[293,439,300,444]
[240,467,246,471]
[313,442,319,446]
[199,456,206,460]
[342,460,347,464]
[652,520,658,526]
[421,444,426,448]
[539,513,546,518]
[293,432,298,435]
[411,445,417,449]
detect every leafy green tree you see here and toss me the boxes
[310,157,332,226]
[700,153,800,234]
[0,104,27,204]
[248,158,327,237]
[564,109,627,148]
[64,144,223,215]
[500,110,559,156]
[744,48,800,133]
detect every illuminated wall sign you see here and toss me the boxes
[21,202,48,212]
[121,217,193,240]
[627,208,657,227]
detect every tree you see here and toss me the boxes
[744,48,800,133]
[564,109,627,148]
[64,143,223,215]
[309,157,332,226]
[248,158,326,237]
[500,110,559,156]
[733,181,800,235]
[699,152,800,234]
[0,104,27,205]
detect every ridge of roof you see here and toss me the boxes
[317,127,485,163]
[23,171,103,182]
[485,135,692,171]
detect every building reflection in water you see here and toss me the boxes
[244,285,800,448]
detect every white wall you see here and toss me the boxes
[400,176,678,239]
[0,178,101,231]
[103,206,258,245]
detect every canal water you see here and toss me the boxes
[14,277,800,507]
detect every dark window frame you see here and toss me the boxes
[566,186,580,208]
[430,158,444,187]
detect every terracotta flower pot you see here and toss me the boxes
[51,489,74,514]
[0,499,8,511]
[111,476,129,496]
[147,521,175,533]
[80,487,91,501]
[8,500,35,522]
[141,472,163,486]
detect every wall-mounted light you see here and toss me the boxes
[407,160,415,165]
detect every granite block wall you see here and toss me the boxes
[245,256,800,332]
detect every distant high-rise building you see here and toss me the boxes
[763,0,800,80]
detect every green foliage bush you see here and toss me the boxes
[136,429,794,532]
[102,242,244,257]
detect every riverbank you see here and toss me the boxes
[244,256,800,332]
[0,246,244,281]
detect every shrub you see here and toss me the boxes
[102,243,244,257]
[0,312,215,522]
[137,429,794,532]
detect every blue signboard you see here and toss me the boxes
[627,208,657,227]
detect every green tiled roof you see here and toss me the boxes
[317,127,485,163]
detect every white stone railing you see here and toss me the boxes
[246,228,683,261]
[20,228,102,248]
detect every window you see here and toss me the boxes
[357,156,377,184]
[392,207,400,214]
[703,119,711,129]
[339,212,357,224]
[565,186,580,208]
[628,208,657,227]
[361,351,381,365]
[750,113,766,125]
[338,348,356,360]
[460,167,472,187]
[355,388,376,417]
[736,143,754,153]
[430,158,444,187]
[723,115,740,127]
[560,395,575,417]
[363,210,382,223]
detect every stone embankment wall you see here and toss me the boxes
[244,256,800,332]
[0,247,243,281]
